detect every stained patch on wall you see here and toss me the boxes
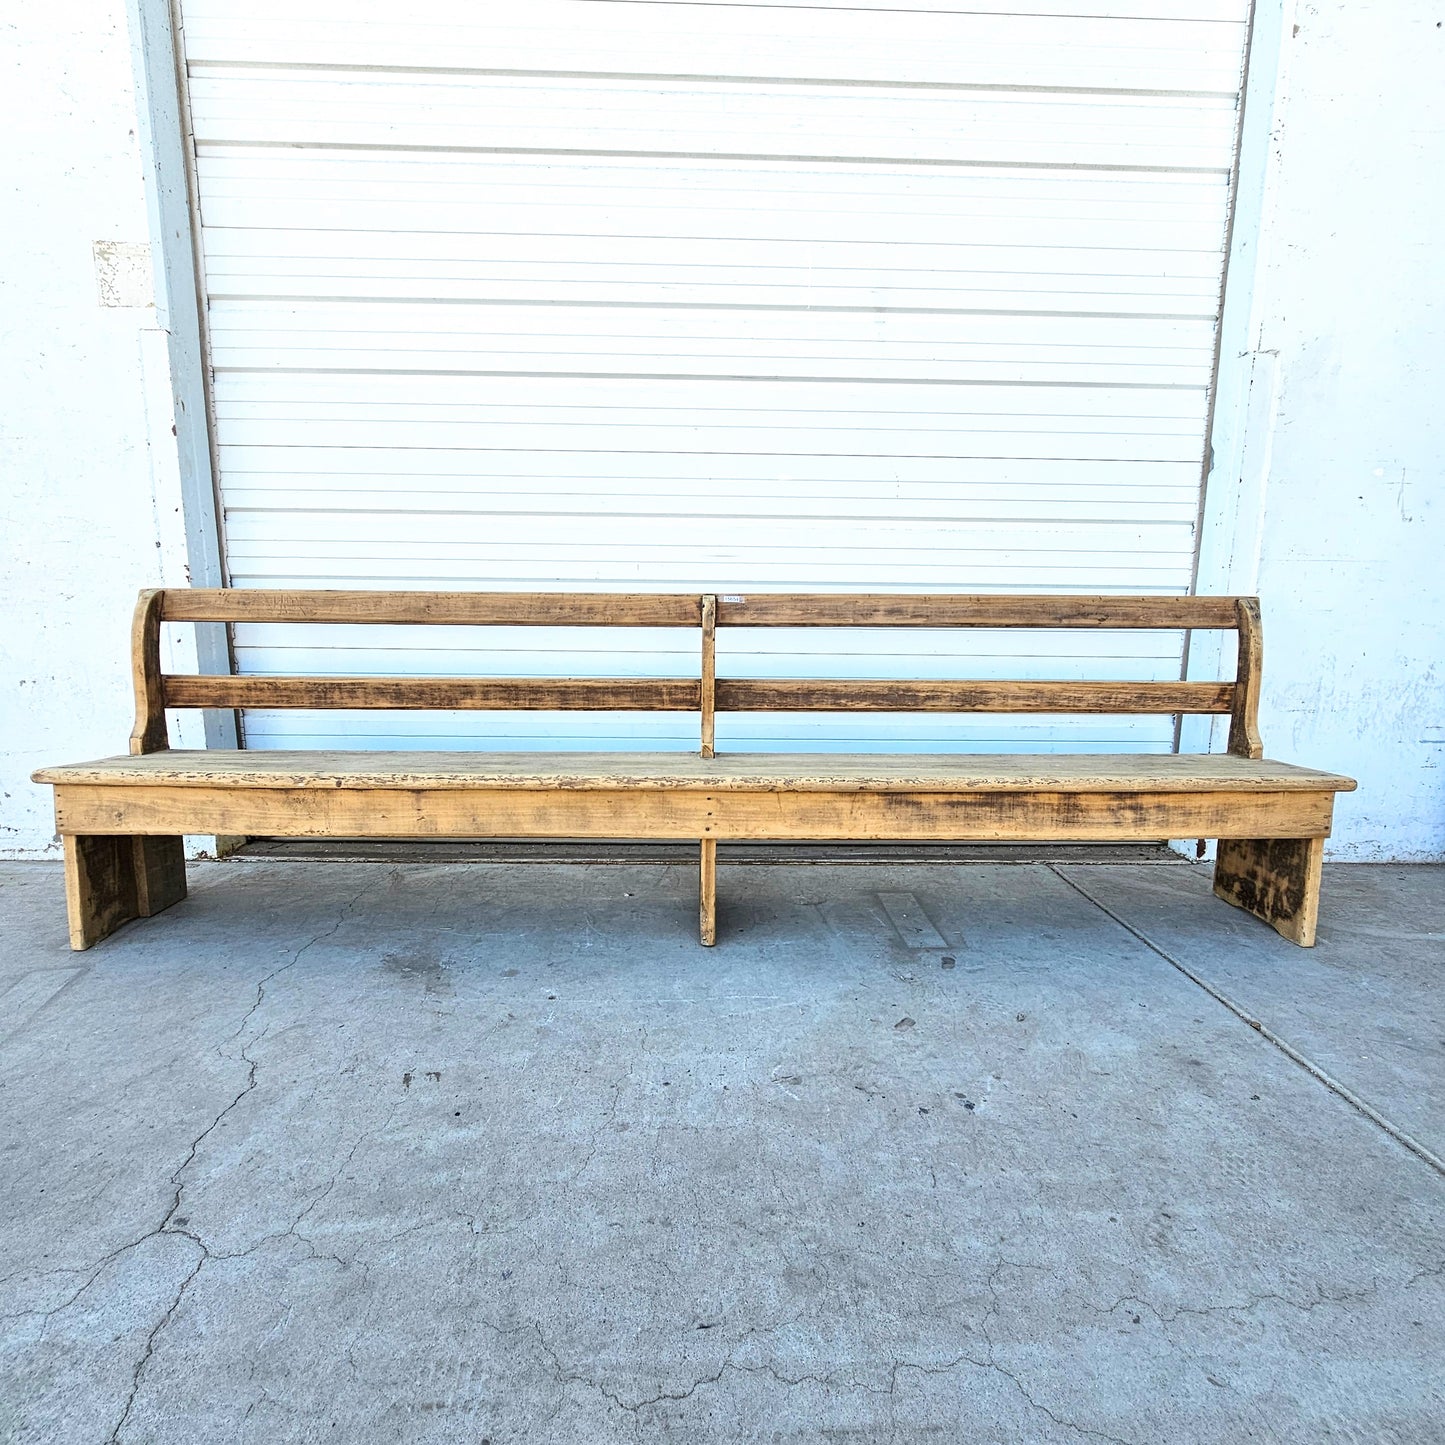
[92,240,152,307]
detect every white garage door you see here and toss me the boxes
[176,0,1252,754]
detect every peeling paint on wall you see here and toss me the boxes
[92,240,153,307]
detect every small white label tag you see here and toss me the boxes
[721,595,746,604]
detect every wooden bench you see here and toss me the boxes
[33,589,1355,951]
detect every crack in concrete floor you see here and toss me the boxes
[1,859,1441,1444]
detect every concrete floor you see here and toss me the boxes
[0,856,1441,1444]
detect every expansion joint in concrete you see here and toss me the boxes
[1048,866,1445,1181]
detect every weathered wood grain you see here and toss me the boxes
[1228,596,1264,759]
[715,679,1234,714]
[700,838,717,946]
[1214,836,1324,946]
[162,675,701,711]
[700,594,717,758]
[34,750,1358,794]
[131,835,188,918]
[159,589,1238,632]
[715,593,1241,629]
[63,836,138,951]
[62,834,186,951]
[130,590,169,755]
[160,588,701,628]
[51,781,1337,844]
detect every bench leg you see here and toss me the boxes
[699,838,717,946]
[1213,837,1324,947]
[63,835,187,951]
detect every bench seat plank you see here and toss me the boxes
[36,750,1356,795]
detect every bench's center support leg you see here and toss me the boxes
[699,838,717,946]
[1213,836,1324,947]
[63,835,187,951]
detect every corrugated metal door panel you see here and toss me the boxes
[181,0,1249,86]
[174,0,1251,754]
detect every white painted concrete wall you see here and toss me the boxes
[1,0,1441,860]
[1199,0,1445,861]
[0,0,201,860]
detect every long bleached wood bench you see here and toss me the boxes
[33,589,1355,951]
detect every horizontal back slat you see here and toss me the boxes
[714,594,1241,629]
[716,680,1235,715]
[160,588,700,628]
[167,676,1228,715]
[158,588,1242,631]
[163,675,700,712]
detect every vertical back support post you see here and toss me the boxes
[130,588,169,755]
[700,594,717,759]
[1228,596,1263,759]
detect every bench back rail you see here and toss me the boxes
[132,588,1263,763]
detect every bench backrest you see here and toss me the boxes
[132,589,1263,761]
